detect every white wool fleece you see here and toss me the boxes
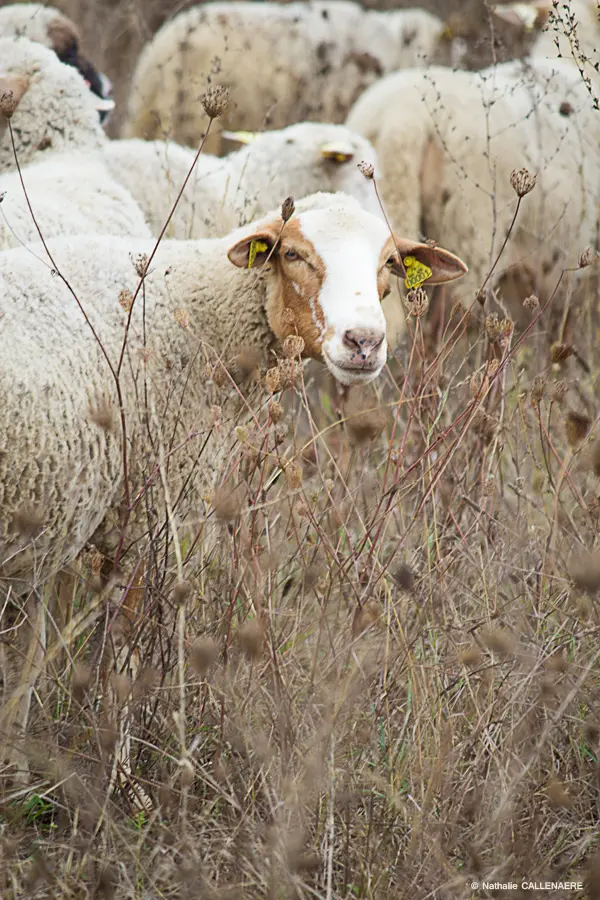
[100,122,381,240]
[123,1,445,153]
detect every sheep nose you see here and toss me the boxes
[342,328,385,360]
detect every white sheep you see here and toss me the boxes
[0,192,467,586]
[0,37,108,171]
[100,123,381,239]
[123,1,446,154]
[346,5,600,309]
[0,151,151,249]
[0,3,113,116]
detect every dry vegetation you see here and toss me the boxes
[1,1,600,899]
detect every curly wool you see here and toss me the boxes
[123,1,445,153]
[0,37,105,171]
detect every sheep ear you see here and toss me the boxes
[392,238,468,286]
[227,228,280,269]
[47,16,81,56]
[320,142,354,163]
[491,1,551,32]
[0,73,30,118]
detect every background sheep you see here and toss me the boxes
[0,36,107,170]
[0,151,151,248]
[0,192,466,586]
[123,1,447,154]
[100,123,381,239]
[345,6,600,312]
[0,2,113,116]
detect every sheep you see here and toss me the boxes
[123,1,446,155]
[0,192,467,588]
[100,123,382,240]
[0,37,108,170]
[0,3,113,117]
[0,151,151,249]
[345,7,600,313]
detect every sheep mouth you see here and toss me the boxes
[323,351,384,385]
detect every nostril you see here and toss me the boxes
[343,329,385,359]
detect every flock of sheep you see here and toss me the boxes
[0,0,599,772]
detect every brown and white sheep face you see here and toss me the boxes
[228,205,467,385]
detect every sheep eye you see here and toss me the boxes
[386,255,398,268]
[284,249,300,261]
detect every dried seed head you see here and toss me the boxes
[277,358,298,389]
[523,294,540,312]
[405,286,429,317]
[482,627,515,656]
[231,348,261,384]
[285,461,303,489]
[551,379,568,404]
[238,619,265,660]
[392,563,414,592]
[358,160,375,179]
[132,666,158,700]
[0,88,20,118]
[531,374,545,405]
[212,483,244,522]
[173,307,189,328]
[470,370,486,399]
[550,342,574,365]
[71,663,92,703]
[212,361,229,387]
[118,288,133,313]
[88,394,114,432]
[281,196,295,222]
[510,167,537,197]
[268,400,284,422]
[110,672,131,706]
[265,366,282,393]
[273,423,288,446]
[172,579,193,605]
[190,635,218,675]
[485,312,502,344]
[500,317,514,341]
[569,550,600,592]
[352,600,380,636]
[346,408,387,445]
[280,307,296,328]
[235,425,249,444]
[459,645,483,668]
[201,84,229,118]
[565,410,590,447]
[283,334,305,359]
[131,252,149,278]
[578,247,596,268]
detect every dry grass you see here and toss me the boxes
[1,1,600,898]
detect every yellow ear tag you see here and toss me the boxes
[248,239,269,269]
[403,255,433,290]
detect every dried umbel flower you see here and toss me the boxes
[546,776,572,809]
[499,317,514,341]
[510,167,537,197]
[485,312,502,344]
[578,247,596,268]
[201,83,229,119]
[283,334,305,359]
[523,293,540,312]
[190,636,218,675]
[235,424,249,443]
[281,196,295,222]
[569,550,600,593]
[172,579,193,605]
[352,600,380,636]
[0,85,23,119]
[71,663,92,704]
[565,410,591,447]
[118,288,133,313]
[212,483,244,522]
[481,627,515,657]
[110,672,132,706]
[358,159,375,179]
[405,286,429,317]
[285,461,303,489]
[277,358,298,389]
[459,644,483,668]
[551,379,568,404]
[273,423,288,446]
[530,374,545,404]
[179,757,195,788]
[10,503,44,538]
[173,307,189,328]
[392,563,414,591]
[268,399,284,422]
[265,366,281,393]
[280,307,296,328]
[231,348,261,384]
[88,394,114,432]
[131,252,149,278]
[470,370,486,399]
[550,342,574,365]
[346,408,386,445]
[238,619,265,660]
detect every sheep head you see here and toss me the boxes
[228,202,467,386]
